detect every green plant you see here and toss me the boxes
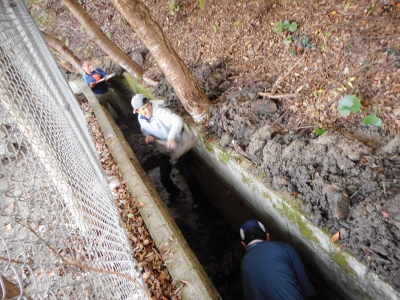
[312,88,324,97]
[274,20,297,34]
[168,0,181,16]
[337,94,361,117]
[198,0,206,9]
[344,2,352,11]
[292,32,313,49]
[385,48,400,68]
[274,21,283,34]
[314,127,326,136]
[362,59,371,71]
[369,6,375,14]
[363,115,382,128]
[288,21,298,32]
[212,21,220,32]
[288,48,296,56]
[284,35,293,46]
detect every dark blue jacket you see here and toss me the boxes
[241,241,316,300]
[82,68,108,94]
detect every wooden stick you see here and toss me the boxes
[258,92,298,99]
[271,50,307,93]
[290,125,314,130]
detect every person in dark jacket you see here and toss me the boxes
[240,220,317,300]
[81,59,126,123]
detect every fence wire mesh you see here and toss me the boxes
[0,0,148,299]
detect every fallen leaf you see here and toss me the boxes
[331,231,340,243]
[382,210,389,218]
[363,206,368,215]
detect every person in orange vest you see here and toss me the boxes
[81,58,127,124]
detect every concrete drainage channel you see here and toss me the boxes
[73,81,399,300]
[73,82,219,299]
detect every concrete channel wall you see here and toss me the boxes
[187,119,400,300]
[73,81,221,300]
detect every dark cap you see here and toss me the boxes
[131,94,149,112]
[240,220,266,243]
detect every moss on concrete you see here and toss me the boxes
[218,151,232,165]
[200,136,215,153]
[331,251,357,278]
[240,173,260,193]
[274,202,319,244]
[241,173,251,185]
[123,73,153,98]
[262,191,272,201]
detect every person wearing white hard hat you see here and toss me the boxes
[131,94,204,209]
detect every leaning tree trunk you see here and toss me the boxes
[41,31,84,75]
[61,0,144,79]
[52,52,75,73]
[0,276,32,300]
[110,0,210,123]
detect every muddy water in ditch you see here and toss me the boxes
[118,122,339,300]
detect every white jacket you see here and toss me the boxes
[138,101,183,155]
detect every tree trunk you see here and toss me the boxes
[0,276,32,299]
[109,0,210,123]
[41,31,83,74]
[61,0,144,79]
[53,52,75,73]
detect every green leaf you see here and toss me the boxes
[350,98,361,113]
[127,213,134,218]
[363,115,382,128]
[338,94,361,116]
[282,20,291,30]
[289,22,298,32]
[338,107,351,117]
[198,0,206,9]
[283,35,292,46]
[274,21,283,34]
[314,127,326,136]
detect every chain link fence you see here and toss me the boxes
[0,0,148,298]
